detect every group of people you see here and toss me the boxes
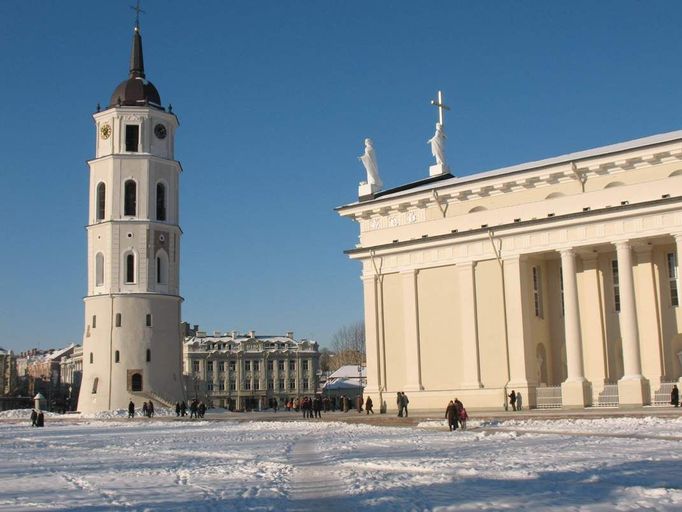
[127,400,155,418]
[29,409,45,427]
[445,398,468,431]
[396,392,409,417]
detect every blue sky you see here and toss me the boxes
[1,1,682,352]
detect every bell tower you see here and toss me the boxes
[77,21,184,413]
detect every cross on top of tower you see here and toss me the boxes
[430,90,450,126]
[131,0,145,30]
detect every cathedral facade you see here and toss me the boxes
[339,130,682,411]
[77,24,184,413]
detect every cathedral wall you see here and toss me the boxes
[474,259,508,389]
[381,273,406,391]
[416,265,460,390]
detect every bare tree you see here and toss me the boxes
[329,321,365,371]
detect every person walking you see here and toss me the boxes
[175,402,181,417]
[30,409,38,427]
[672,384,680,407]
[148,400,155,418]
[445,400,458,431]
[180,401,187,417]
[508,390,517,412]
[142,402,149,418]
[397,392,403,417]
[365,396,374,414]
[455,398,468,430]
[128,400,135,418]
[36,411,44,427]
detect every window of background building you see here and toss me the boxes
[124,180,137,216]
[230,380,236,391]
[244,380,251,390]
[253,361,260,371]
[244,361,251,371]
[254,380,260,391]
[219,381,225,391]
[229,361,236,372]
[96,182,106,220]
[278,361,285,371]
[267,360,273,371]
[218,361,225,372]
[289,361,296,371]
[302,360,309,371]
[207,361,213,373]
[289,379,296,390]
[303,378,309,391]
[268,379,274,390]
[192,360,200,373]
[125,125,139,152]
[207,382,214,391]
[278,379,285,390]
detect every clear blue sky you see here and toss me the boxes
[2,1,682,352]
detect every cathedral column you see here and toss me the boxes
[503,255,535,404]
[675,233,682,390]
[615,240,649,405]
[401,269,423,391]
[633,245,664,389]
[361,274,382,396]
[458,261,482,388]
[579,253,608,388]
[559,248,589,407]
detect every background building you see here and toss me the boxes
[339,129,682,411]
[183,329,319,411]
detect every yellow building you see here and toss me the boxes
[338,130,682,411]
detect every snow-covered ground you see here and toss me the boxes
[0,415,681,511]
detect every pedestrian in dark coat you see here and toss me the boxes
[400,393,409,417]
[175,402,181,417]
[148,401,155,418]
[508,390,517,411]
[365,397,374,414]
[36,411,44,427]
[30,409,38,427]
[128,401,135,418]
[445,400,458,431]
[397,392,403,417]
[180,401,187,417]
[672,385,680,407]
[455,398,468,430]
[356,395,364,413]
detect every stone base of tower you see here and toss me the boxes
[77,294,185,414]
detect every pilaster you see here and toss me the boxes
[458,261,482,389]
[361,274,382,395]
[401,269,423,391]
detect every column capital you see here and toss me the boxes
[559,247,576,258]
[400,268,419,277]
[458,260,477,270]
[673,232,682,242]
[613,239,632,250]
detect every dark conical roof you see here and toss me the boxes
[109,26,162,108]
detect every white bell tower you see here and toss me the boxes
[77,22,184,413]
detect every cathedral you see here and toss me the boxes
[77,22,184,413]
[339,102,682,411]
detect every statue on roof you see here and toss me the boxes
[428,122,446,166]
[359,138,382,189]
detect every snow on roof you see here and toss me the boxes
[328,365,366,379]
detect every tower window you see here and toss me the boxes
[95,253,104,287]
[92,377,98,394]
[92,315,97,328]
[146,349,151,362]
[116,313,122,327]
[89,352,93,364]
[156,183,167,221]
[96,183,106,220]
[115,350,120,363]
[146,314,152,327]
[125,125,140,152]
[124,180,137,216]
[156,252,168,285]
[125,254,135,284]
[131,373,142,391]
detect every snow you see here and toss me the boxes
[0,414,681,511]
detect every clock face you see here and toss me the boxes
[100,124,111,140]
[154,123,167,139]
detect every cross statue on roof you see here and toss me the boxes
[430,90,450,126]
[131,0,145,29]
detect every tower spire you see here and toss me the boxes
[129,1,145,78]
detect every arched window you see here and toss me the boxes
[125,253,135,284]
[156,183,167,221]
[131,373,143,392]
[124,180,137,216]
[156,251,168,285]
[545,192,565,200]
[468,206,487,213]
[115,350,120,363]
[96,183,106,220]
[146,349,151,362]
[95,253,104,287]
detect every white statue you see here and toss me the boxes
[427,122,446,166]
[359,138,382,189]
